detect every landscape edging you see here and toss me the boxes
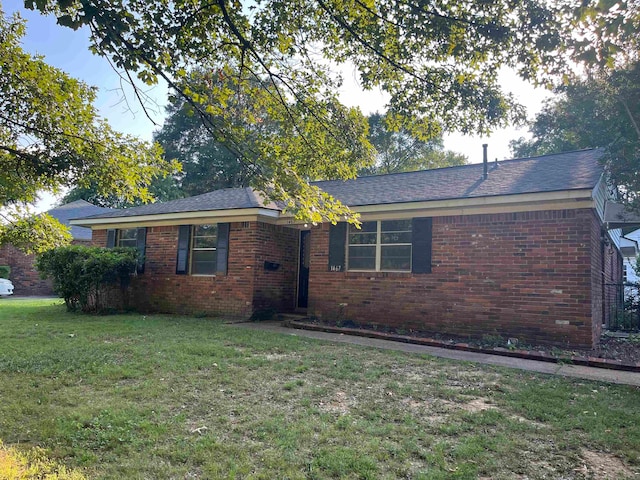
[286,320,640,373]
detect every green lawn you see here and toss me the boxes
[0,299,639,479]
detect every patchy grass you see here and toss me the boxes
[0,440,86,479]
[0,299,639,479]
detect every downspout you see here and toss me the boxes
[601,229,607,329]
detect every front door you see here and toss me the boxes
[297,230,310,309]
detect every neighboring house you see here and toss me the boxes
[622,230,640,284]
[0,200,111,295]
[621,230,640,302]
[74,149,628,348]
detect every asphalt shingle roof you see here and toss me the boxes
[80,187,279,220]
[316,149,604,206]
[78,149,604,220]
[47,200,112,240]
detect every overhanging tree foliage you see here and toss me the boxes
[0,209,71,255]
[61,175,184,209]
[24,0,638,222]
[511,61,640,208]
[0,9,178,252]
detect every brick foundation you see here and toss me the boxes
[307,208,609,348]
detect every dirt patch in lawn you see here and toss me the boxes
[319,391,354,415]
[578,449,635,479]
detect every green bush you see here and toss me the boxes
[36,245,138,313]
[0,265,9,279]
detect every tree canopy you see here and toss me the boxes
[0,9,178,251]
[153,74,255,197]
[23,0,639,221]
[360,112,466,176]
[511,61,640,208]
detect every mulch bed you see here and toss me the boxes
[286,318,640,372]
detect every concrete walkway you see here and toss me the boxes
[1,296,59,300]
[233,321,640,387]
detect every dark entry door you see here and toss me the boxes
[297,230,310,308]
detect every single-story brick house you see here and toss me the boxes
[0,200,110,295]
[74,149,627,347]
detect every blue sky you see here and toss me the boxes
[5,0,168,142]
[5,0,549,208]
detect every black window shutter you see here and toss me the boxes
[216,223,230,275]
[106,229,116,248]
[412,217,432,274]
[328,222,347,272]
[176,225,191,275]
[136,227,147,274]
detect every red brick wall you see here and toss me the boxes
[92,229,107,246]
[590,214,604,339]
[0,239,92,296]
[307,208,602,347]
[0,244,53,296]
[93,222,298,318]
[251,223,299,312]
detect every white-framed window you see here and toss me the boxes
[117,228,138,248]
[347,220,412,271]
[190,224,218,275]
[624,265,629,283]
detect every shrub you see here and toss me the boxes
[0,265,9,279]
[0,440,86,479]
[36,245,138,313]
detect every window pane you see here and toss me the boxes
[193,224,217,248]
[194,224,217,236]
[118,228,138,248]
[348,221,377,245]
[191,250,217,275]
[351,221,377,233]
[381,220,411,244]
[381,219,411,232]
[194,235,217,249]
[120,229,138,239]
[381,245,412,271]
[349,232,377,245]
[381,231,412,243]
[348,245,375,270]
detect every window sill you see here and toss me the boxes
[344,271,413,278]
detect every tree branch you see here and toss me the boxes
[619,96,640,139]
[314,0,439,92]
[0,112,105,148]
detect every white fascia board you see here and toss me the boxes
[277,189,595,225]
[69,208,281,228]
[353,189,593,213]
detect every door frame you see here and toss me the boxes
[297,230,311,309]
